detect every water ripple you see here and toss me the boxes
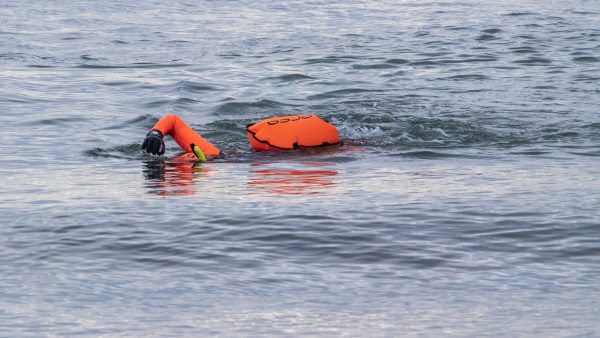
[76,62,190,69]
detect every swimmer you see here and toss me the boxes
[142,114,341,161]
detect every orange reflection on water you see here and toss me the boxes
[248,162,338,195]
[143,153,208,196]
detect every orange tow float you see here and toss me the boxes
[246,115,340,151]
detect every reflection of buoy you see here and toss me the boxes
[248,162,338,195]
[246,115,341,151]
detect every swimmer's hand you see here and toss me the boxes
[141,130,165,155]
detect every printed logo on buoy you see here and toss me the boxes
[267,115,312,125]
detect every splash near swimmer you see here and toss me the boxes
[142,114,340,160]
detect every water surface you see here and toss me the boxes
[1,0,599,336]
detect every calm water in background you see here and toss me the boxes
[1,0,599,336]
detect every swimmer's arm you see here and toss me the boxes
[142,114,221,158]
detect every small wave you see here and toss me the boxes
[262,73,315,82]
[531,85,557,90]
[126,114,155,126]
[33,116,89,126]
[482,28,503,34]
[304,55,359,64]
[512,57,552,65]
[573,56,599,63]
[582,122,600,129]
[352,63,397,70]
[381,70,407,78]
[509,149,552,156]
[204,119,251,152]
[142,99,173,109]
[568,150,600,157]
[408,60,441,66]
[503,12,537,16]
[542,131,581,140]
[62,35,82,41]
[443,74,489,81]
[173,97,201,107]
[140,97,200,110]
[130,114,159,130]
[520,121,600,147]
[218,52,242,58]
[476,34,500,41]
[76,62,190,69]
[449,89,493,95]
[175,80,218,93]
[84,144,143,159]
[514,35,540,41]
[390,150,477,159]
[3,94,50,104]
[419,52,451,58]
[467,224,557,245]
[571,10,599,15]
[215,99,295,115]
[307,88,383,100]
[448,26,474,33]
[521,23,543,28]
[0,52,25,61]
[438,57,498,64]
[101,81,138,86]
[573,74,600,82]
[385,58,410,64]
[80,54,100,61]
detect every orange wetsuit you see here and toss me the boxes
[151,114,221,158]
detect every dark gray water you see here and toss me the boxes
[1,0,599,336]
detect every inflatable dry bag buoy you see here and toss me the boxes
[246,115,341,151]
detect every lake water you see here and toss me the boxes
[1,0,599,336]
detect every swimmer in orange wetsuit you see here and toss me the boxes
[142,114,340,160]
[142,114,221,160]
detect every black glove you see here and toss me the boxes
[141,130,165,155]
